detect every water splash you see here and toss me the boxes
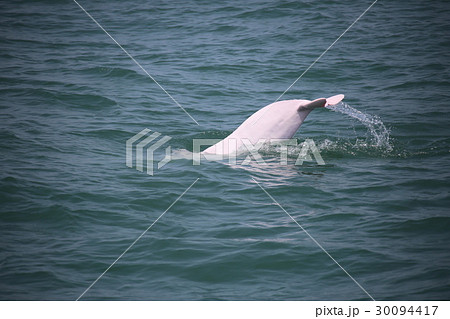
[326,102,392,151]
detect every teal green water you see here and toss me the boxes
[0,0,449,300]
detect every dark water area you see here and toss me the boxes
[0,0,449,300]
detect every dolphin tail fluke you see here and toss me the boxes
[325,94,345,106]
[297,94,344,111]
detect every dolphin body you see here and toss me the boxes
[202,94,344,156]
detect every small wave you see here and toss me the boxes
[171,148,195,160]
[80,66,141,79]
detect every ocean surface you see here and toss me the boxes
[0,0,449,300]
